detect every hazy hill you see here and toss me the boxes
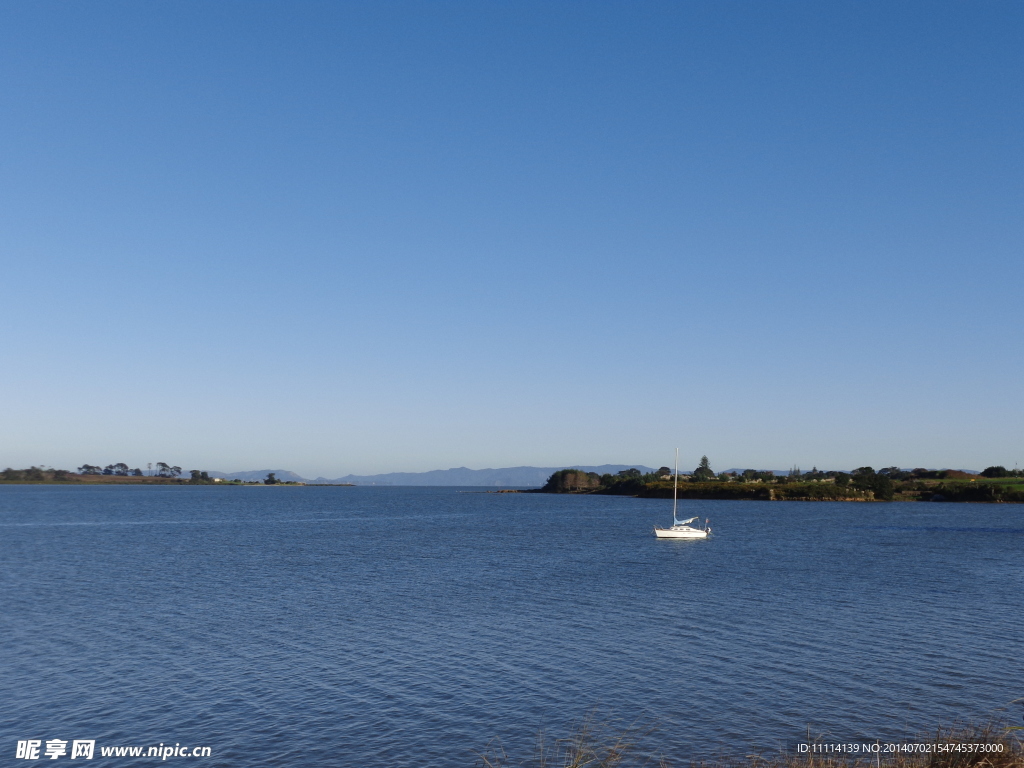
[312,465,656,487]
[207,469,307,483]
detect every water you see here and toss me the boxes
[2,486,1021,765]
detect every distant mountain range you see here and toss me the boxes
[208,465,656,487]
[208,465,980,486]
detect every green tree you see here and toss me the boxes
[879,466,910,480]
[852,467,893,500]
[542,469,601,492]
[980,466,1008,478]
[265,473,278,485]
[692,456,714,481]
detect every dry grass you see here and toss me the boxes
[475,715,1023,768]
[476,714,664,768]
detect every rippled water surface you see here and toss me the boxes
[2,486,1021,765]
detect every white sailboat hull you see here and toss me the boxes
[654,526,709,539]
[655,451,712,540]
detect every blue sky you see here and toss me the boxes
[1,1,1021,476]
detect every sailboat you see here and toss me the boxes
[654,449,712,539]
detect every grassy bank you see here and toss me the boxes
[620,479,1024,503]
[1,468,183,484]
[633,481,870,501]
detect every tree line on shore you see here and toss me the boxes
[540,458,1024,502]
[1,463,199,483]
[76,462,184,477]
[0,466,301,485]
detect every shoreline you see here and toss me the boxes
[2,473,1021,502]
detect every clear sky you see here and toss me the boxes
[1,1,1021,476]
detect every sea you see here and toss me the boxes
[1,485,1021,766]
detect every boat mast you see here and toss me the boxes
[673,447,679,523]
